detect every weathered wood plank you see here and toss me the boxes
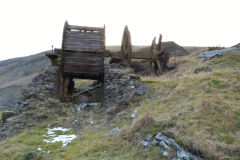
[63,52,103,56]
[64,51,100,54]
[62,24,105,53]
[63,46,103,52]
[67,25,104,32]
[64,46,104,52]
[64,68,104,75]
[64,62,103,66]
[64,56,103,61]
[64,67,103,71]
[65,37,102,42]
[63,42,102,48]
[65,35,102,40]
[64,59,103,63]
[64,58,103,64]
[63,73,103,80]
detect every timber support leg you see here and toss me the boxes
[68,77,74,95]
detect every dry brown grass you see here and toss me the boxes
[139,52,240,159]
[118,114,156,142]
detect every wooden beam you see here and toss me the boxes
[67,25,104,32]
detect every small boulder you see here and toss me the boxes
[129,74,140,80]
[45,84,54,90]
[0,132,7,138]
[109,127,121,135]
[54,108,67,116]
[145,134,152,141]
[106,108,116,115]
[150,139,159,146]
[117,99,129,106]
[75,103,87,112]
[135,85,147,96]
[27,131,35,134]
[140,140,151,147]
[24,151,42,160]
[1,111,15,123]
[194,66,212,74]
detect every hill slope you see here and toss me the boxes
[0,50,240,159]
[0,51,50,111]
[107,41,190,56]
[139,51,240,159]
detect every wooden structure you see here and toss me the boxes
[105,25,169,75]
[46,21,105,99]
[46,22,168,100]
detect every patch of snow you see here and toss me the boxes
[131,109,138,118]
[51,127,69,132]
[44,134,76,147]
[90,120,94,125]
[88,102,101,107]
[43,127,76,147]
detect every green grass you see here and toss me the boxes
[0,97,164,160]
[138,52,240,159]
[74,79,95,90]
[1,52,240,159]
[0,125,165,160]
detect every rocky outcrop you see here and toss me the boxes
[141,133,202,160]
[200,47,240,59]
[0,63,147,140]
[104,64,146,114]
[0,66,57,140]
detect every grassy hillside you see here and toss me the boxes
[0,51,50,111]
[183,46,208,53]
[1,51,239,159]
[139,51,240,159]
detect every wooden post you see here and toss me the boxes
[68,77,74,95]
[157,34,162,51]
[62,21,68,50]
[121,25,132,66]
[55,67,60,98]
[59,72,64,101]
[149,37,156,74]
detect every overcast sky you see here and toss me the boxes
[0,0,239,60]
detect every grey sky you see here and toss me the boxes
[0,0,239,60]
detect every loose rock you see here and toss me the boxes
[109,127,121,135]
[135,85,147,96]
[1,111,15,123]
